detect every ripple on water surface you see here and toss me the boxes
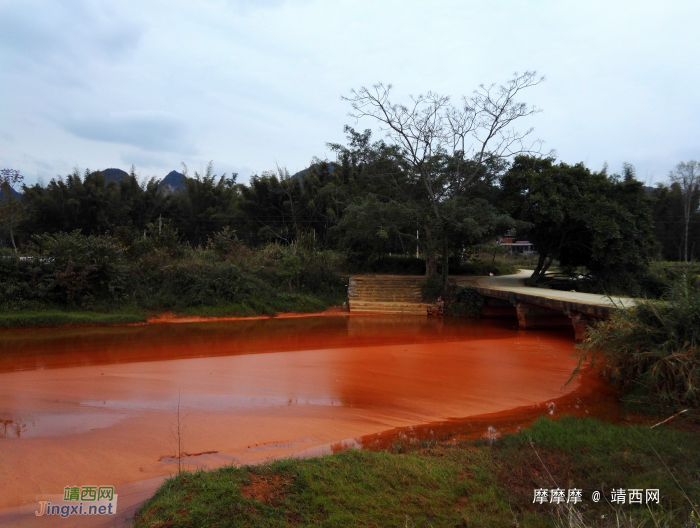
[0,315,612,514]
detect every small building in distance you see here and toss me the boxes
[497,233,534,254]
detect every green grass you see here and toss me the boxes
[0,310,146,328]
[133,417,700,528]
[0,292,344,327]
[182,293,341,318]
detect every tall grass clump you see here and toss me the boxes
[579,274,700,408]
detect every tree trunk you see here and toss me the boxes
[541,255,553,276]
[442,224,450,295]
[426,256,437,277]
[529,253,547,284]
[8,209,16,252]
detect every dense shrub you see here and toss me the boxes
[446,286,485,316]
[0,231,130,308]
[421,273,444,301]
[0,230,346,316]
[345,254,426,275]
[579,274,700,408]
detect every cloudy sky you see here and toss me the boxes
[1,0,698,187]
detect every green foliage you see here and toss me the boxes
[344,255,426,275]
[421,273,444,301]
[0,228,346,322]
[0,231,130,308]
[0,310,145,327]
[502,157,656,291]
[579,275,700,407]
[651,181,700,262]
[446,286,485,316]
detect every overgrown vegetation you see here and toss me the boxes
[133,417,700,528]
[0,228,346,325]
[579,273,700,408]
[445,285,485,316]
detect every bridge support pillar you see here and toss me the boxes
[514,301,572,330]
[564,310,599,341]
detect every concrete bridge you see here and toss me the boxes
[459,270,633,340]
[348,271,633,340]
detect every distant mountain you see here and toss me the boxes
[158,170,186,194]
[97,168,130,184]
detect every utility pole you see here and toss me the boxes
[416,229,419,258]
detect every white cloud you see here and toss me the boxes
[0,0,698,186]
[63,111,195,153]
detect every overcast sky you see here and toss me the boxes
[1,0,698,187]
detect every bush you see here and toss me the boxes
[345,254,426,275]
[0,230,347,320]
[579,274,700,408]
[446,286,484,316]
[0,232,130,309]
[421,273,444,301]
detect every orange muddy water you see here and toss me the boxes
[0,315,617,525]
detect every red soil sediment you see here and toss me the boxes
[0,315,611,524]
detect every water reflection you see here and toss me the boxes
[0,315,530,373]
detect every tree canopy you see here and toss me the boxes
[501,156,656,289]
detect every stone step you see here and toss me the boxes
[348,277,432,314]
[349,289,422,294]
[351,297,423,302]
[350,307,429,315]
[351,300,431,307]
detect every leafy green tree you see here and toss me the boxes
[343,72,543,289]
[164,162,239,246]
[0,168,24,250]
[20,168,163,237]
[502,157,656,289]
[667,161,700,262]
[651,182,700,261]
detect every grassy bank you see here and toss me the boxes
[134,416,700,528]
[580,274,700,409]
[181,293,341,318]
[0,309,147,328]
[0,292,343,328]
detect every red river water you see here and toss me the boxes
[0,315,619,527]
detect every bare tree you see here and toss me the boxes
[669,160,700,262]
[344,72,544,289]
[0,169,24,251]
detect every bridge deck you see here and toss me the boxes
[454,270,634,318]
